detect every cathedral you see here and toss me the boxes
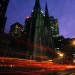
[24,0,59,59]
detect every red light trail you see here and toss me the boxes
[0,33,75,75]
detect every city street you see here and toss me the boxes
[44,68,75,75]
[0,57,75,75]
[0,0,75,75]
[0,67,75,75]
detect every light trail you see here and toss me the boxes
[0,56,75,75]
[0,33,75,67]
[0,50,48,60]
[0,57,75,75]
[0,57,75,69]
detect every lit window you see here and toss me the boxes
[41,11,43,13]
[32,10,34,12]
[55,48,59,50]
[21,29,23,31]
[16,25,18,28]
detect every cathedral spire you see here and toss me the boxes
[34,0,41,10]
[45,2,49,17]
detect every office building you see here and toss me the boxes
[50,16,59,37]
[9,22,23,38]
[0,0,9,32]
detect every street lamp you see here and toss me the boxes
[57,52,64,59]
[59,53,64,57]
[72,40,75,46]
[73,59,75,63]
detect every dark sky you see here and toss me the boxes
[5,0,75,38]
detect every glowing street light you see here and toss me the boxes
[59,53,64,57]
[73,60,75,63]
[72,40,75,46]
[57,52,64,58]
[48,60,53,62]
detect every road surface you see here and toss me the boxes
[0,57,75,75]
[45,68,75,75]
[0,67,75,75]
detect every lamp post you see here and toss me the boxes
[59,53,64,58]
[72,40,75,46]
[57,51,64,59]
[53,51,64,64]
[73,59,75,63]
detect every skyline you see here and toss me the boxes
[5,0,75,38]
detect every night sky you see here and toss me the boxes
[5,0,75,38]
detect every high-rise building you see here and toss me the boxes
[0,0,9,32]
[24,16,31,39]
[54,36,66,51]
[50,16,59,37]
[9,22,23,38]
[53,19,59,37]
